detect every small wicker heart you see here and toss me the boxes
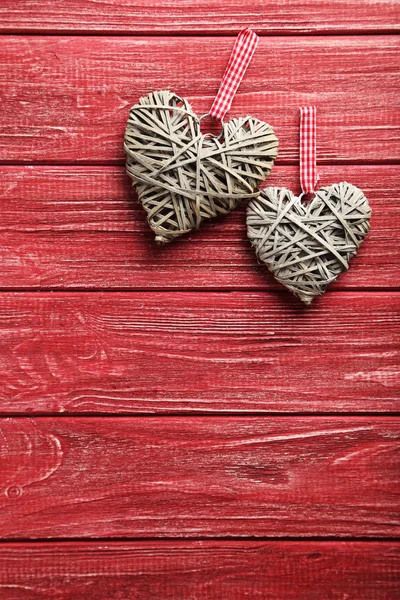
[247,182,371,305]
[125,90,278,243]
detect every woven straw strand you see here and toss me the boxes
[247,182,371,305]
[125,90,278,243]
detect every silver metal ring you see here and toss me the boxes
[173,94,185,105]
[198,113,224,140]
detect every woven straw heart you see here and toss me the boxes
[247,183,371,305]
[125,90,278,243]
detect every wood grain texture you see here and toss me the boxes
[0,292,399,415]
[0,541,399,599]
[0,165,398,291]
[0,0,399,594]
[0,36,398,164]
[0,0,399,34]
[0,417,399,538]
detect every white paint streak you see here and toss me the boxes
[345,370,400,386]
[213,427,372,448]
[334,442,400,465]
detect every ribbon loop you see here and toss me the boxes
[299,106,319,195]
[209,28,259,122]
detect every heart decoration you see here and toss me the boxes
[125,90,278,243]
[247,182,371,305]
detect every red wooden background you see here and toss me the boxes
[0,1,399,598]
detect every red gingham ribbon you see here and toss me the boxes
[299,106,319,195]
[209,28,259,121]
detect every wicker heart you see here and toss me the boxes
[125,90,278,243]
[247,182,371,305]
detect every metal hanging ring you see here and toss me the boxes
[198,113,224,141]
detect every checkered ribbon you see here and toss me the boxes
[299,106,319,195]
[209,28,259,121]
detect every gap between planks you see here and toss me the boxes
[1,413,400,418]
[0,0,398,36]
[0,537,399,543]
[0,32,399,38]
[0,289,398,294]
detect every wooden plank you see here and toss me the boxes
[0,292,398,414]
[0,417,399,538]
[0,541,399,599]
[0,1,399,35]
[0,165,398,291]
[0,36,398,164]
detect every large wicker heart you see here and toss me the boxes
[125,90,278,243]
[247,182,371,305]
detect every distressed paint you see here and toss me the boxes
[0,542,399,599]
[0,0,399,34]
[0,293,398,414]
[0,37,398,163]
[0,165,397,290]
[0,417,399,538]
[1,2,399,596]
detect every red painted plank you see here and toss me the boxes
[0,165,398,290]
[0,417,399,538]
[0,36,398,164]
[0,541,398,599]
[0,0,399,34]
[0,292,398,414]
